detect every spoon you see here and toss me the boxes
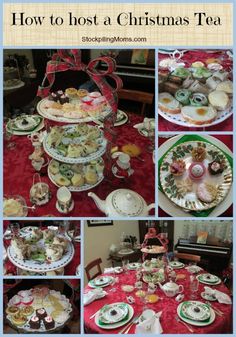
[175,315,194,333]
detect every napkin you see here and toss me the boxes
[83,288,107,306]
[185,265,203,274]
[133,118,155,132]
[136,312,163,334]
[104,267,122,274]
[204,286,232,304]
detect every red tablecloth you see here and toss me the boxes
[4,114,155,217]
[84,269,232,334]
[3,225,80,276]
[158,135,233,217]
[158,50,233,131]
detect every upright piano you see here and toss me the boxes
[175,236,232,274]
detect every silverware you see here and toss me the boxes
[175,315,194,333]
[89,308,101,319]
[206,301,224,316]
[134,156,145,162]
[123,315,140,334]
[118,315,139,334]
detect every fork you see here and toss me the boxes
[118,315,139,334]
[175,315,194,333]
[206,301,224,316]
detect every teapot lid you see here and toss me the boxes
[111,189,145,216]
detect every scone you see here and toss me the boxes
[208,90,229,110]
[71,173,84,187]
[216,80,233,94]
[85,171,98,185]
[158,92,181,114]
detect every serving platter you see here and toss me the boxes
[48,158,104,192]
[43,124,107,164]
[158,135,233,216]
[37,97,111,124]
[7,229,74,272]
[6,288,72,333]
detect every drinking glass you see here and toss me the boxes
[10,222,20,238]
[190,276,199,299]
[122,259,129,275]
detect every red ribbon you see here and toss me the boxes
[37,49,123,113]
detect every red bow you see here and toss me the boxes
[37,49,123,113]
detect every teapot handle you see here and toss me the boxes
[178,285,184,294]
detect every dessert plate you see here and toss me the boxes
[159,136,233,216]
[169,261,185,269]
[88,276,114,288]
[7,230,74,272]
[6,115,44,135]
[197,274,221,285]
[37,97,111,123]
[177,303,215,327]
[93,109,128,127]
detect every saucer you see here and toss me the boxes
[56,200,74,214]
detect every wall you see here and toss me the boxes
[84,220,139,284]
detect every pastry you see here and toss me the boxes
[208,160,225,175]
[65,87,78,98]
[77,89,88,98]
[52,236,68,251]
[20,295,34,306]
[89,91,102,98]
[208,90,229,110]
[175,89,191,105]
[189,162,206,180]
[196,182,218,203]
[189,93,208,106]
[192,61,205,68]
[181,106,217,125]
[53,173,71,187]
[11,312,27,327]
[47,126,63,147]
[43,229,55,243]
[43,315,55,330]
[188,80,210,95]
[30,228,43,242]
[10,295,21,306]
[169,159,186,176]
[59,94,69,105]
[85,170,98,185]
[216,80,233,94]
[158,92,181,114]
[29,315,41,329]
[172,67,191,79]
[71,173,84,187]
[191,146,206,162]
[36,308,47,320]
[46,244,64,262]
[3,198,25,217]
[21,305,34,317]
[212,70,229,82]
[192,67,212,79]
[67,144,84,158]
[206,76,221,90]
[176,178,193,195]
[6,306,19,315]
[11,237,31,260]
[83,141,99,156]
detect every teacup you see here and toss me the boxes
[147,282,157,294]
[135,281,143,289]
[56,186,74,214]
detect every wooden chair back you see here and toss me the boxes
[117,88,154,115]
[85,258,102,281]
[175,253,201,263]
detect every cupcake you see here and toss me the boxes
[21,305,34,317]
[36,308,47,320]
[65,88,77,98]
[6,306,19,316]
[189,162,206,180]
[29,316,41,329]
[43,315,55,330]
[77,89,88,98]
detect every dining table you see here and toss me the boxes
[158,135,233,217]
[83,267,232,334]
[4,112,155,217]
[158,49,233,132]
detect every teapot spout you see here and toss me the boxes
[88,192,106,215]
[147,203,155,213]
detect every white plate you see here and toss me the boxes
[7,236,74,272]
[4,80,24,91]
[158,102,233,128]
[37,98,111,124]
[6,117,44,136]
[169,261,185,269]
[177,303,215,327]
[93,110,128,127]
[43,124,107,164]
[48,159,104,192]
[95,302,134,330]
[88,276,114,288]
[201,292,217,301]
[158,135,233,217]
[127,263,141,270]
[118,249,134,255]
[196,274,221,285]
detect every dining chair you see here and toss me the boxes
[117,88,154,116]
[85,258,103,281]
[175,252,201,263]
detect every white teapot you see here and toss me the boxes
[88,189,155,217]
[158,280,184,298]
